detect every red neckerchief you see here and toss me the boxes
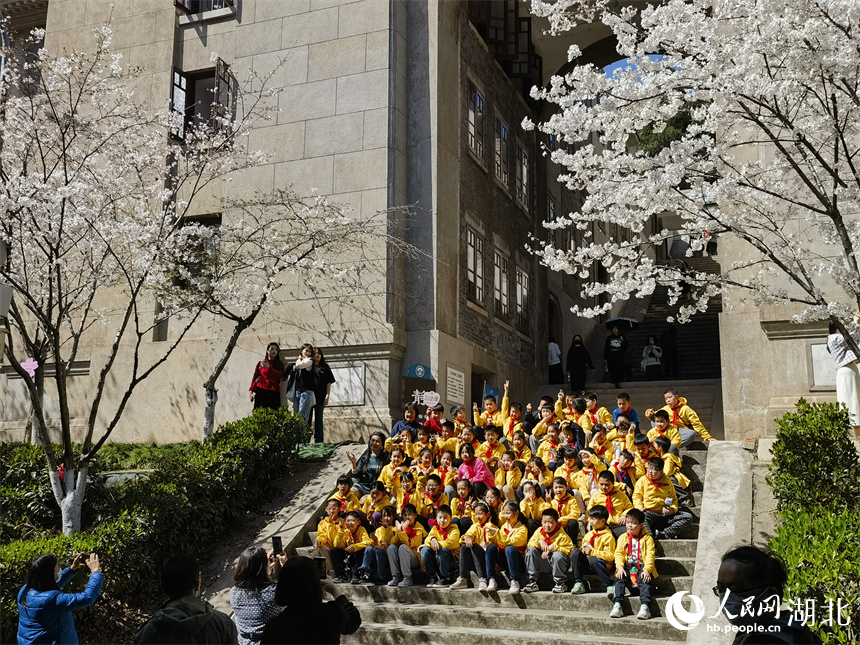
[401,489,412,508]
[589,410,598,424]
[435,467,448,481]
[594,442,609,456]
[457,495,469,514]
[514,447,526,460]
[464,460,475,479]
[540,526,559,544]
[555,495,569,513]
[438,524,450,541]
[589,529,606,547]
[425,491,440,507]
[604,493,614,516]
[484,441,498,456]
[335,494,347,512]
[348,528,361,545]
[647,476,666,490]
[671,405,682,427]
[404,524,417,540]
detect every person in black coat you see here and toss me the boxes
[566,335,594,393]
[603,326,628,388]
[261,556,361,645]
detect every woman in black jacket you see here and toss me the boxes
[566,334,594,394]
[347,431,390,496]
[261,557,361,645]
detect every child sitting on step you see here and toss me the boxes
[420,505,461,588]
[331,511,372,584]
[570,505,616,596]
[387,504,427,588]
[358,505,398,584]
[611,509,656,620]
[588,470,633,538]
[522,508,573,594]
[449,501,498,590]
[485,501,528,594]
[633,459,695,540]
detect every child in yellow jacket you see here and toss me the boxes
[477,425,506,470]
[331,511,372,582]
[377,446,408,492]
[571,505,617,595]
[450,478,477,535]
[362,481,390,527]
[316,498,344,553]
[546,477,587,543]
[584,393,614,429]
[409,447,436,489]
[554,448,581,489]
[647,410,683,450]
[554,389,578,422]
[384,428,414,460]
[523,508,573,593]
[535,424,564,470]
[510,431,532,466]
[589,470,633,535]
[611,509,657,620]
[653,435,692,506]
[329,475,362,515]
[436,421,459,457]
[486,501,529,593]
[418,474,449,522]
[420,505,461,586]
[449,501,497,590]
[589,425,618,466]
[647,389,713,446]
[394,472,425,522]
[409,427,438,463]
[633,459,695,540]
[435,450,457,492]
[473,380,511,428]
[502,403,524,443]
[387,504,427,587]
[358,505,398,584]
[494,451,523,501]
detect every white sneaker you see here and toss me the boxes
[508,580,521,595]
[637,604,651,620]
[449,577,469,590]
[487,577,498,592]
[610,602,623,618]
[477,578,488,591]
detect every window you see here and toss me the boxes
[515,266,529,333]
[466,228,485,304]
[170,59,236,141]
[516,145,529,207]
[182,214,222,279]
[546,192,556,244]
[494,117,509,185]
[493,251,508,319]
[467,83,484,158]
[175,0,234,13]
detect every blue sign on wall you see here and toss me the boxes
[407,364,434,380]
[484,385,499,401]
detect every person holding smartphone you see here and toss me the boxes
[17,551,104,645]
[231,546,287,645]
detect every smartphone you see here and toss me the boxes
[272,536,283,554]
[314,557,327,580]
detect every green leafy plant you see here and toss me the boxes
[770,507,860,644]
[766,399,860,513]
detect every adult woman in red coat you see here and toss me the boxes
[250,343,285,410]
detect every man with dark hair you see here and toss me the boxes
[716,546,821,644]
[134,554,237,644]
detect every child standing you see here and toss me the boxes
[387,504,428,587]
[570,505,617,596]
[523,508,573,593]
[420,506,460,587]
[611,509,656,620]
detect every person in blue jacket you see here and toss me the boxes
[17,551,104,645]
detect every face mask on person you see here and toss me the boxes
[721,590,767,626]
[649,339,655,345]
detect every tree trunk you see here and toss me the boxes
[203,387,218,440]
[49,463,88,535]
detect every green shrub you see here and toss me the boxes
[766,399,860,513]
[0,407,311,639]
[770,507,860,644]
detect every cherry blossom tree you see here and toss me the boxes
[527,0,860,356]
[0,27,405,533]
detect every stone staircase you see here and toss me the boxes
[292,445,711,645]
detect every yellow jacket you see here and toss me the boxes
[519,497,549,520]
[633,475,679,513]
[511,446,532,465]
[495,466,523,488]
[433,466,457,489]
[474,397,510,428]
[588,489,633,526]
[531,415,558,439]
[495,521,528,554]
[589,437,617,464]
[462,520,498,549]
[394,484,425,514]
[583,407,613,430]
[502,417,523,442]
[409,440,438,462]
[647,425,683,450]
[436,436,458,456]
[633,450,659,482]
[362,495,389,518]
[373,525,399,548]
[317,516,344,549]
[547,494,580,528]
[615,532,658,577]
[423,523,461,553]
[396,523,428,553]
[451,496,475,521]
[334,525,372,550]
[377,463,405,492]
[662,452,690,489]
[418,490,449,518]
[554,464,580,488]
[580,528,616,565]
[536,439,564,465]
[576,412,593,433]
[477,440,506,463]
[329,491,361,513]
[554,400,576,422]
[660,398,712,441]
[527,525,573,557]
[384,436,412,455]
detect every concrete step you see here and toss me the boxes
[343,623,680,645]
[352,602,685,642]
[655,539,698,558]
[680,449,708,465]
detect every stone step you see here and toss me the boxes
[338,582,678,614]
[680,449,708,465]
[655,539,698,558]
[343,623,680,645]
[352,602,685,642]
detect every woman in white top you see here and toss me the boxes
[640,336,663,379]
[548,336,564,384]
[827,315,860,432]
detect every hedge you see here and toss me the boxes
[0,407,311,640]
[768,400,860,644]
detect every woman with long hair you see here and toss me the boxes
[346,431,390,497]
[283,343,316,424]
[309,347,337,443]
[17,552,103,644]
[250,343,285,410]
[827,314,860,433]
[260,556,361,644]
[230,547,287,645]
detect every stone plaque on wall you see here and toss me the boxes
[809,343,836,390]
[328,364,366,406]
[447,366,465,405]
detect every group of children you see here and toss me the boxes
[315,383,712,621]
